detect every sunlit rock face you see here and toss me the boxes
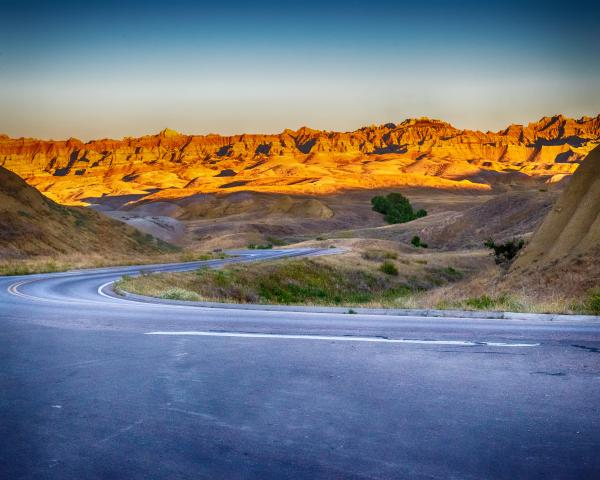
[0,115,598,205]
[505,145,600,298]
[513,144,600,269]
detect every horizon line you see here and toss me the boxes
[2,113,599,144]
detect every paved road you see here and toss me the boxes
[1,248,599,479]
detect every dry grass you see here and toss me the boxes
[411,264,599,315]
[117,244,599,315]
[117,258,415,306]
[117,246,483,307]
[0,250,229,276]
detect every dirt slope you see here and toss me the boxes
[0,166,173,259]
[513,145,600,267]
[508,145,600,296]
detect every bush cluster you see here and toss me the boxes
[587,290,600,315]
[379,260,399,276]
[411,236,428,248]
[371,193,427,224]
[484,238,525,264]
[247,243,273,250]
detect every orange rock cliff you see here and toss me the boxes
[0,115,598,205]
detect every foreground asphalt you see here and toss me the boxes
[1,248,599,479]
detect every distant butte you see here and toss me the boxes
[0,114,598,205]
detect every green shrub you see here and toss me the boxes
[161,288,200,301]
[266,236,287,246]
[371,192,427,224]
[587,290,600,315]
[247,243,272,250]
[462,294,519,311]
[465,295,496,309]
[362,249,398,261]
[443,266,462,278]
[380,261,399,276]
[484,238,525,264]
[410,236,429,248]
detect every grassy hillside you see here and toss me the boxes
[116,241,485,307]
[0,166,178,271]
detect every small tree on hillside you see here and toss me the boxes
[411,235,428,248]
[371,192,427,224]
[484,238,524,265]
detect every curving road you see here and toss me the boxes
[1,248,600,479]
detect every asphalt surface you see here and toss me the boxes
[1,248,599,479]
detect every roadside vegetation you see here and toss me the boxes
[247,243,273,250]
[0,250,229,276]
[115,244,482,308]
[371,192,427,224]
[117,258,415,305]
[115,241,600,315]
[178,251,230,262]
[433,291,600,316]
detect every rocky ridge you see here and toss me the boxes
[1,115,598,205]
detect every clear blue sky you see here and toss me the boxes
[1,0,599,140]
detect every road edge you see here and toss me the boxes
[103,283,600,322]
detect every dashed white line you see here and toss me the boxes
[144,331,539,347]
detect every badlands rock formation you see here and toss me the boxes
[0,115,598,205]
[513,144,600,268]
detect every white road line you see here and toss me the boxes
[144,331,539,347]
[7,280,34,300]
[97,281,116,299]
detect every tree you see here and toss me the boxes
[411,235,428,248]
[484,238,525,265]
[371,193,427,224]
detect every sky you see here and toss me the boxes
[1,0,599,140]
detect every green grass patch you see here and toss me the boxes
[120,258,416,307]
[265,236,288,246]
[379,261,399,276]
[585,289,600,315]
[362,249,398,261]
[437,294,523,312]
[160,288,201,301]
[247,243,273,250]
